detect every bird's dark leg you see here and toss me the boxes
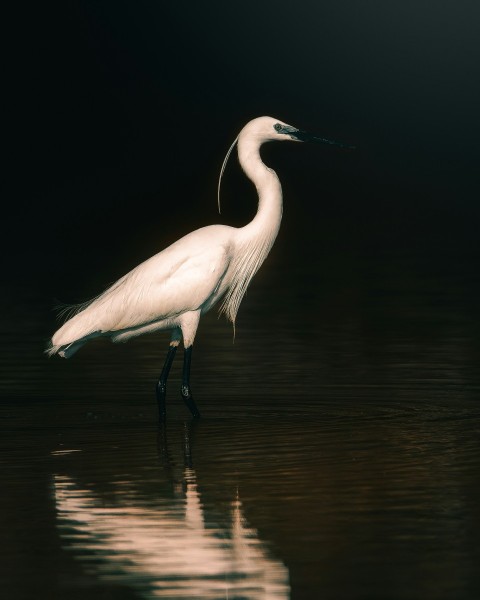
[156,345,177,422]
[181,346,201,418]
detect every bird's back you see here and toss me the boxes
[49,225,236,355]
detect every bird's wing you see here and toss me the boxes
[50,226,234,350]
[94,239,231,332]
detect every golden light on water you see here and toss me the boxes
[54,471,290,599]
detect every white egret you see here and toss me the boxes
[47,116,353,420]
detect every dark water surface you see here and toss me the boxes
[2,254,480,599]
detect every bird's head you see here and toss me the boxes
[241,116,355,148]
[218,116,355,213]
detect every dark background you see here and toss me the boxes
[2,5,480,598]
[4,0,480,311]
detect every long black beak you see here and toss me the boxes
[292,129,356,150]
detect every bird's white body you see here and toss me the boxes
[48,117,285,358]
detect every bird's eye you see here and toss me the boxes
[274,123,282,132]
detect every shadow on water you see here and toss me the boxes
[2,406,479,599]
[53,422,290,599]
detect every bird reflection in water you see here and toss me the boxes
[53,424,290,599]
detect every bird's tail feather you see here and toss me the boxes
[47,303,103,358]
[45,339,87,359]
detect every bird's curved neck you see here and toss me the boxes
[237,135,283,243]
[218,133,283,324]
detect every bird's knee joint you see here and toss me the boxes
[181,384,192,399]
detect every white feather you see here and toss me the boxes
[48,116,294,357]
